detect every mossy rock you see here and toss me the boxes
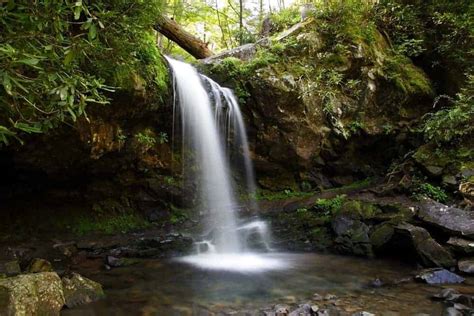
[27,258,54,274]
[338,200,381,219]
[370,223,395,250]
[0,272,65,315]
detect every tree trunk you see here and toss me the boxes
[155,16,214,59]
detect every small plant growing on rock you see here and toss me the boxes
[135,130,156,147]
[413,183,448,203]
[314,194,346,215]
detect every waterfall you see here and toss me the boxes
[167,57,283,271]
[167,57,241,253]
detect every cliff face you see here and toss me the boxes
[202,18,433,191]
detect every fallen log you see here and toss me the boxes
[155,16,214,59]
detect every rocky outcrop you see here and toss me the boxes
[202,18,433,191]
[0,272,65,315]
[417,199,474,238]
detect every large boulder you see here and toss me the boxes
[395,223,455,268]
[62,273,105,308]
[0,272,65,315]
[417,199,474,239]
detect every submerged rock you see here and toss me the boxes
[415,268,465,284]
[0,272,65,315]
[62,272,104,308]
[418,199,474,239]
[105,255,140,268]
[395,223,455,268]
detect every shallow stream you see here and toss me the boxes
[63,253,458,315]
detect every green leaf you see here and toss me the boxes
[74,6,82,20]
[88,23,97,40]
[13,122,42,134]
[2,73,12,95]
[16,58,40,66]
[59,87,68,101]
[10,77,28,93]
[64,50,75,66]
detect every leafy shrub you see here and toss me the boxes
[0,0,167,146]
[269,7,300,33]
[423,74,474,144]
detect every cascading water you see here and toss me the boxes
[166,57,285,272]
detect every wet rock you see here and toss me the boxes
[53,241,78,257]
[395,223,455,268]
[332,216,373,257]
[458,259,474,274]
[444,307,462,316]
[106,255,140,268]
[369,278,384,288]
[317,310,329,316]
[324,294,337,301]
[62,272,104,308]
[418,199,474,239]
[0,260,21,276]
[0,272,65,315]
[27,258,54,273]
[447,237,474,255]
[274,304,290,316]
[415,268,465,284]
[313,293,323,301]
[370,223,394,250]
[432,288,461,300]
[289,303,312,316]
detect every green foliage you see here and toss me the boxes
[423,74,474,144]
[269,7,300,33]
[313,195,346,215]
[169,205,188,224]
[413,182,448,203]
[74,213,150,235]
[375,0,474,83]
[313,0,378,49]
[0,0,168,146]
[135,132,157,147]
